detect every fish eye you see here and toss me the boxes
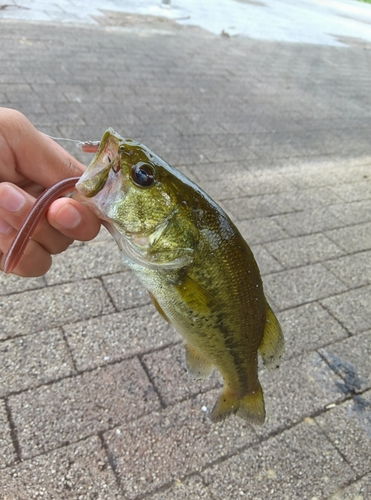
[131,163,155,187]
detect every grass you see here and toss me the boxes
[358,0,371,3]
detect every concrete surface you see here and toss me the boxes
[0,7,371,500]
[2,0,371,46]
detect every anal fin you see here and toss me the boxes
[259,302,284,370]
[185,344,213,379]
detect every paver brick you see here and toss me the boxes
[0,274,45,296]
[263,263,347,311]
[325,222,371,253]
[323,250,371,288]
[257,351,346,436]
[235,217,287,245]
[9,358,160,458]
[200,145,257,163]
[201,419,355,499]
[187,161,244,182]
[63,304,178,372]
[0,279,115,339]
[288,186,343,211]
[149,475,213,500]
[222,192,296,221]
[328,473,371,500]
[329,200,371,226]
[104,390,257,499]
[0,436,122,499]
[330,180,371,203]
[163,148,210,167]
[251,245,284,276]
[44,240,125,286]
[30,83,69,102]
[0,400,15,468]
[249,141,298,159]
[264,233,345,269]
[321,286,371,335]
[275,162,343,189]
[328,162,371,184]
[142,343,222,406]
[195,176,246,201]
[315,390,371,477]
[319,330,371,393]
[272,206,343,236]
[0,328,75,397]
[101,271,151,311]
[277,302,348,359]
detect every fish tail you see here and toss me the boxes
[210,383,265,425]
[237,382,265,425]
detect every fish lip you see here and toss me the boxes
[75,129,121,198]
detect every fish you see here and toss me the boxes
[74,128,284,424]
[4,128,284,425]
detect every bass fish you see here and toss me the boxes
[4,129,284,425]
[75,129,284,424]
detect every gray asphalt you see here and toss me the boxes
[0,12,370,500]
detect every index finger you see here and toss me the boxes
[0,108,86,187]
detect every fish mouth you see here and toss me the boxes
[76,129,121,198]
[73,167,124,222]
[74,131,125,221]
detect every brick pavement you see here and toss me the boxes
[0,17,370,500]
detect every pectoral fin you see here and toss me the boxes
[259,302,284,370]
[175,275,219,315]
[185,344,213,379]
[148,292,171,324]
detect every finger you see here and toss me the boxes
[0,183,73,255]
[0,108,86,186]
[47,198,101,242]
[0,228,52,277]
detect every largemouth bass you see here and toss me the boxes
[74,129,284,424]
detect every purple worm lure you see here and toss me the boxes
[3,137,100,273]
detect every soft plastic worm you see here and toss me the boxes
[3,176,81,274]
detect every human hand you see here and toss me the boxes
[0,108,101,277]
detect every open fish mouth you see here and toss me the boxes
[74,129,125,220]
[74,168,124,222]
[75,130,121,198]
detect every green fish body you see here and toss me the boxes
[75,129,284,424]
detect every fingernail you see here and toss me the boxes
[0,185,26,212]
[0,218,12,234]
[57,204,82,229]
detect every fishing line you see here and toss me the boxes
[44,134,100,153]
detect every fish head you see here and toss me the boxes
[75,129,198,269]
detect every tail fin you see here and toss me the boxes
[210,383,265,425]
[259,302,284,370]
